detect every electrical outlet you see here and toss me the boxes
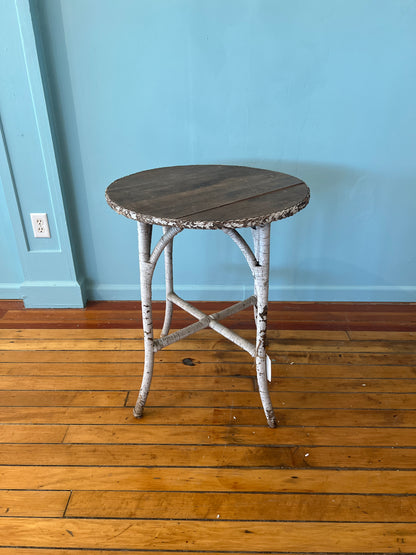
[30,213,51,238]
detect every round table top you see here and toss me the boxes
[105,165,310,229]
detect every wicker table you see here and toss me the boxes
[106,165,310,427]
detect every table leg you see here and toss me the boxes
[251,226,260,326]
[133,222,155,418]
[252,224,277,428]
[160,225,174,338]
[132,221,276,427]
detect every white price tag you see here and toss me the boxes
[266,355,272,382]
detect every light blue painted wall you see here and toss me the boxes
[0,176,23,295]
[0,0,84,306]
[1,0,415,304]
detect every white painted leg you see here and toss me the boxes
[133,222,155,418]
[251,226,260,326]
[160,226,174,338]
[252,224,277,428]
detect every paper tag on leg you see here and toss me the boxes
[266,355,272,382]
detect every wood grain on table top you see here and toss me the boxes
[106,165,310,229]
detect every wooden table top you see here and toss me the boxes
[105,165,310,229]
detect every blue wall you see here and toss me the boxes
[1,0,415,305]
[0,0,84,307]
[0,181,23,293]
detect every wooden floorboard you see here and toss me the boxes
[1,300,415,331]
[0,300,415,553]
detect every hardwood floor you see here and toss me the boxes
[0,300,415,553]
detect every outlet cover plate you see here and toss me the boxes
[30,213,51,238]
